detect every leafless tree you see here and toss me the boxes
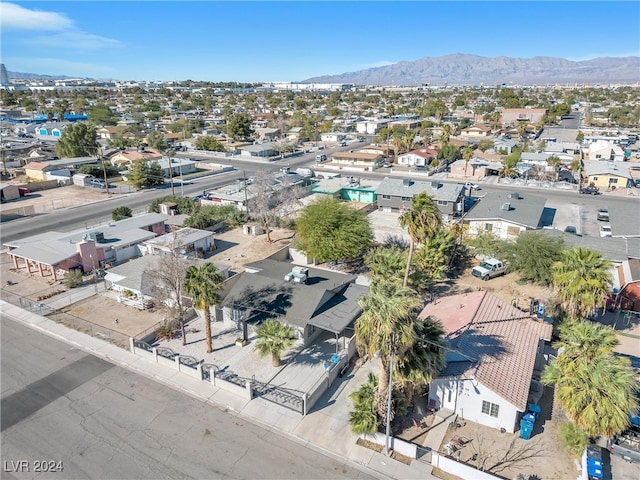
[144,246,194,345]
[469,434,547,475]
[248,170,306,242]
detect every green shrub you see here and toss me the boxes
[64,269,83,288]
[560,422,589,456]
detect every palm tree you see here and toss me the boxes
[183,263,224,353]
[551,247,612,319]
[399,192,442,288]
[254,319,296,366]
[364,245,407,285]
[542,320,639,438]
[396,317,446,406]
[355,280,420,403]
[348,373,379,435]
[439,124,452,145]
[462,145,474,177]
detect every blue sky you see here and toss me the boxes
[2,1,639,82]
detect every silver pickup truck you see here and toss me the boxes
[471,258,507,281]
[608,427,640,463]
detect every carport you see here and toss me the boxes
[307,283,367,354]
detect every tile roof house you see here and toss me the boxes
[219,252,368,346]
[375,177,465,219]
[24,161,58,181]
[464,191,547,240]
[419,290,552,433]
[397,147,438,168]
[612,258,640,312]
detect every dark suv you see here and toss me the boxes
[579,185,599,195]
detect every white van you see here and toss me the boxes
[315,154,327,163]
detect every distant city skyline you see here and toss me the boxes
[1,1,639,82]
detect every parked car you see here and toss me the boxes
[90,178,106,188]
[597,208,610,221]
[600,225,612,237]
[465,182,480,190]
[471,258,507,281]
[339,141,347,147]
[580,185,600,195]
[564,225,579,235]
[315,154,327,163]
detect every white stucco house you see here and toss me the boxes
[397,147,438,167]
[588,140,625,162]
[464,191,547,240]
[419,291,552,433]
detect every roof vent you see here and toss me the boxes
[501,202,512,211]
[402,178,413,187]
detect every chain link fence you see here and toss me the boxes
[1,287,131,349]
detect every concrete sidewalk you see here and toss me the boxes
[2,301,436,480]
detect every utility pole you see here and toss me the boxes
[167,151,175,196]
[243,169,250,217]
[384,333,395,457]
[99,145,110,197]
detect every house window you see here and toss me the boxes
[382,195,391,199]
[592,177,598,181]
[437,200,447,206]
[484,224,493,232]
[595,154,602,159]
[609,178,618,184]
[447,389,452,403]
[401,196,411,201]
[481,400,500,417]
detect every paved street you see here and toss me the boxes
[1,318,376,480]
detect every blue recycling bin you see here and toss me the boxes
[587,462,603,479]
[520,419,534,440]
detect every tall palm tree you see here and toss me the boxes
[398,192,442,288]
[462,145,474,177]
[355,280,420,402]
[396,317,446,406]
[542,320,639,438]
[439,124,452,145]
[551,247,612,319]
[364,245,406,285]
[253,319,296,367]
[183,263,224,353]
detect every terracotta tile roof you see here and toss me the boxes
[420,291,552,411]
[24,161,51,171]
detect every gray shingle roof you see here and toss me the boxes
[537,229,640,263]
[465,191,547,229]
[375,177,464,203]
[221,259,361,330]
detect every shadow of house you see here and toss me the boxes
[219,255,368,348]
[419,290,552,433]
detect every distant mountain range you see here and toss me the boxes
[303,54,640,86]
[8,71,78,80]
[8,54,640,85]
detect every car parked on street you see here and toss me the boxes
[597,209,610,221]
[90,178,106,188]
[600,225,612,237]
[580,185,600,195]
[465,182,480,190]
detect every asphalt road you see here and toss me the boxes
[0,318,376,480]
[2,141,637,245]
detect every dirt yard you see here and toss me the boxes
[207,227,296,273]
